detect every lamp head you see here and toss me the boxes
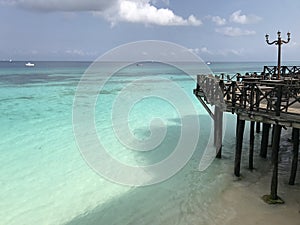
[277,31,281,38]
[265,34,269,41]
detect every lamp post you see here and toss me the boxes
[265,31,291,79]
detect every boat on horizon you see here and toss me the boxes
[25,62,35,67]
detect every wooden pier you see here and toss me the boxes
[194,66,300,204]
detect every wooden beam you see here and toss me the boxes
[260,123,270,158]
[235,117,245,177]
[256,122,261,133]
[249,121,255,170]
[270,124,282,200]
[289,128,299,185]
[215,107,223,158]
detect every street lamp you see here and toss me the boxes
[265,31,291,79]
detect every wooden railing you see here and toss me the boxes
[263,66,300,79]
[194,74,300,119]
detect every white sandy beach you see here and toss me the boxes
[218,175,300,225]
[213,131,300,225]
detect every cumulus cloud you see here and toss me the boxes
[189,47,213,55]
[117,0,201,26]
[1,0,202,26]
[215,27,256,37]
[211,16,226,26]
[229,10,261,24]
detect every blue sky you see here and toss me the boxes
[1,0,300,61]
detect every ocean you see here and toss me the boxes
[0,61,298,225]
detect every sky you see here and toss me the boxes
[1,0,300,61]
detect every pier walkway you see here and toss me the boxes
[194,66,300,204]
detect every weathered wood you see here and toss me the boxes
[289,128,299,185]
[214,106,223,158]
[193,70,300,205]
[249,121,255,170]
[235,115,240,147]
[256,122,261,133]
[275,85,283,116]
[270,124,282,200]
[271,125,275,148]
[260,123,271,158]
[235,118,245,177]
[255,88,261,134]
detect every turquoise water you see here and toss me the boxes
[0,61,280,225]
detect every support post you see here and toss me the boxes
[235,117,245,177]
[270,124,275,147]
[214,106,223,158]
[260,123,271,158]
[255,88,261,133]
[235,115,240,147]
[249,121,255,170]
[270,124,282,200]
[256,122,261,133]
[262,124,284,204]
[289,128,299,185]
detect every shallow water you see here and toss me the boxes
[1,61,298,225]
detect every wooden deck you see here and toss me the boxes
[193,67,300,204]
[194,73,300,127]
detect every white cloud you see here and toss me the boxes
[65,49,97,56]
[117,0,202,26]
[189,47,245,59]
[1,0,202,26]
[211,16,226,26]
[213,49,242,57]
[229,10,261,24]
[215,27,256,37]
[189,47,213,55]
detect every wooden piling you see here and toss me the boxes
[260,123,271,158]
[270,124,282,200]
[194,68,300,204]
[249,121,255,170]
[270,124,275,147]
[256,122,261,133]
[235,117,245,177]
[255,88,260,133]
[289,128,299,185]
[214,106,223,158]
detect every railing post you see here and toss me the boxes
[249,83,255,111]
[255,85,261,133]
[232,81,236,109]
[275,85,283,116]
